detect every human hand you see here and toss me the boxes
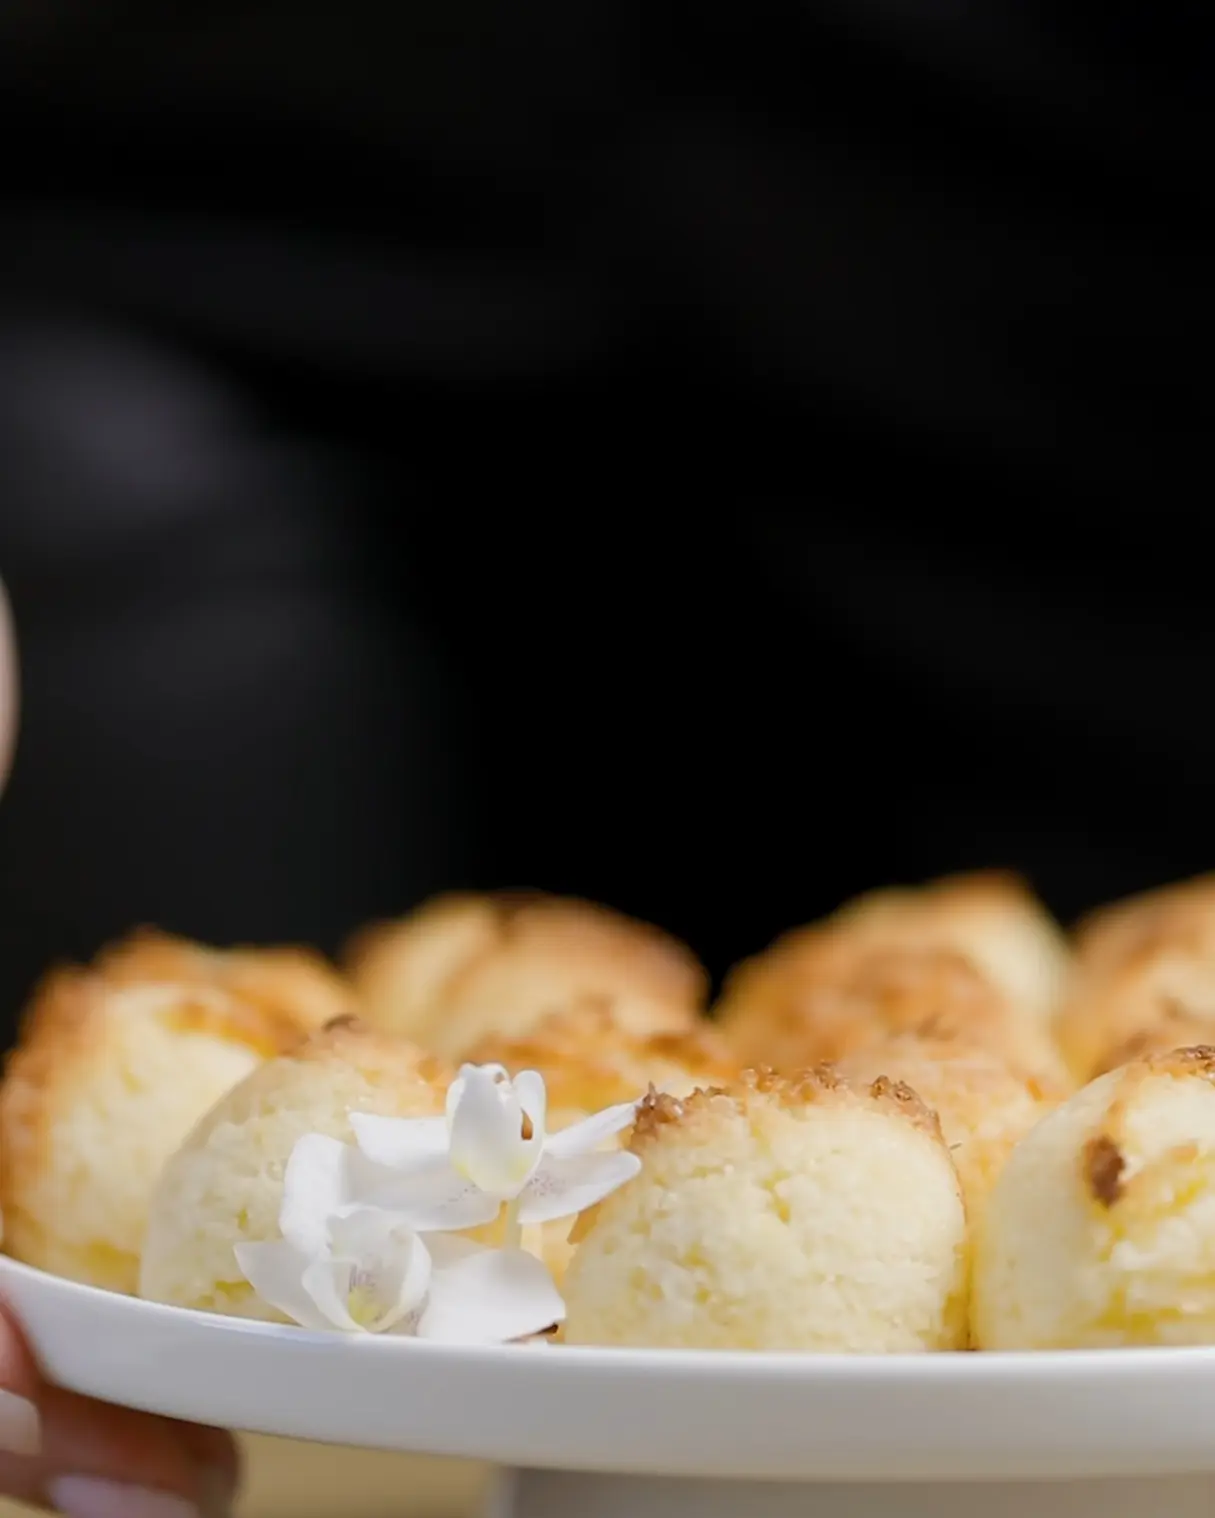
[1,1299,239,1516]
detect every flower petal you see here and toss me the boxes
[323,1210,433,1334]
[347,1161,502,1231]
[422,1232,489,1268]
[349,1113,450,1172]
[299,1257,364,1333]
[233,1239,336,1332]
[517,1149,642,1225]
[446,1063,508,1125]
[448,1066,543,1200]
[542,1100,641,1159]
[327,1209,432,1308]
[279,1134,363,1254]
[418,1246,566,1344]
[513,1070,548,1145]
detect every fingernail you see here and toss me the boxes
[0,1387,40,1455]
[48,1475,202,1518]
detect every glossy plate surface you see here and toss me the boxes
[4,1255,1214,1482]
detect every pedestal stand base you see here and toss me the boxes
[487,1469,1215,1518]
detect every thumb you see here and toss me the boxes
[0,1296,42,1457]
[1,1297,239,1513]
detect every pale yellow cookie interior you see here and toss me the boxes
[138,1019,450,1318]
[563,1070,968,1352]
[0,967,303,1293]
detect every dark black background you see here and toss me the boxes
[2,4,1212,1038]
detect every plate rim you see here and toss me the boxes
[10,1253,1215,1481]
[6,1251,1215,1378]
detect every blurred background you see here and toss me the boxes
[2,6,1212,1516]
[1,7,1211,1035]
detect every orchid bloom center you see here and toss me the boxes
[446,1063,548,1200]
[347,1274,389,1331]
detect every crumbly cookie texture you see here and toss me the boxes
[0,967,307,1293]
[835,1034,1064,1230]
[467,997,736,1119]
[1072,875,1215,981]
[563,1067,968,1352]
[95,926,357,1030]
[973,1046,1215,1349]
[1055,937,1215,1083]
[719,939,1066,1086]
[138,1018,450,1318]
[346,890,706,1056]
[463,1000,736,1283]
[717,872,1069,1048]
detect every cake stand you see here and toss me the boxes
[4,1256,1214,1518]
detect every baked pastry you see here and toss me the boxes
[466,997,737,1129]
[1054,939,1215,1083]
[718,943,1065,1083]
[465,999,737,1283]
[834,871,1070,1018]
[345,891,706,1057]
[1072,875,1215,982]
[718,872,1068,1039]
[835,1035,1063,1229]
[1093,1008,1215,1076]
[562,1068,968,1351]
[95,926,356,1030]
[973,1046,1215,1348]
[138,1019,450,1318]
[0,968,303,1293]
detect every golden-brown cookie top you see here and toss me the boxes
[94,926,356,1030]
[1127,1043,1215,1085]
[0,964,309,1288]
[464,996,736,1113]
[801,945,1007,1034]
[465,890,706,999]
[718,942,1031,1070]
[833,868,1044,933]
[628,1063,944,1149]
[1091,1007,1215,1077]
[1054,938,1215,1081]
[834,1031,1066,1232]
[569,1064,950,1256]
[176,1016,451,1153]
[8,965,301,1079]
[1072,875,1215,978]
[346,890,706,1053]
[344,893,503,1035]
[719,870,1066,1039]
[288,1014,453,1086]
[837,1030,1068,1106]
[0,968,299,1167]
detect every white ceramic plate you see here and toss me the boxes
[5,1254,1215,1484]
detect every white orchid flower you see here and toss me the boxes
[349,1064,642,1244]
[233,1133,564,1341]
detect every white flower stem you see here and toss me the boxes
[502,1197,523,1251]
